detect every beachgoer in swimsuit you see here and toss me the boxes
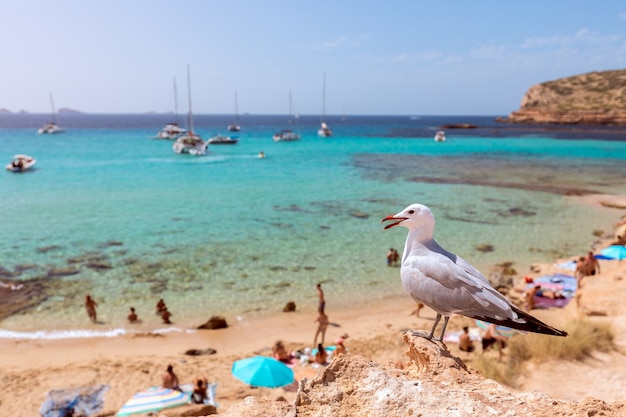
[459,326,475,352]
[317,283,325,314]
[127,307,138,323]
[481,323,507,361]
[85,294,98,323]
[314,311,329,347]
[161,364,182,391]
[192,377,209,404]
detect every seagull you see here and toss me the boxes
[381,203,567,341]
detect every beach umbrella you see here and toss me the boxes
[475,320,517,338]
[598,245,626,260]
[232,356,294,388]
[116,388,189,416]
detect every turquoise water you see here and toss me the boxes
[1,115,626,336]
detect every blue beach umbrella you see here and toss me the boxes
[116,388,189,416]
[232,356,294,388]
[597,245,626,260]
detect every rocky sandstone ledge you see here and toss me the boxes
[502,69,626,126]
[171,333,625,417]
[503,108,626,126]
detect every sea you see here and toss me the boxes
[2,113,626,339]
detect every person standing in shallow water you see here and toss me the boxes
[85,294,98,323]
[156,298,166,314]
[387,248,394,266]
[127,307,139,323]
[317,283,325,314]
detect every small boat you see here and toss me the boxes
[173,66,208,155]
[317,73,332,137]
[38,122,65,135]
[273,129,300,142]
[208,134,239,145]
[434,131,446,142]
[173,134,208,155]
[6,154,36,172]
[155,78,186,140]
[156,122,187,140]
[227,91,241,132]
[318,122,332,138]
[38,93,65,134]
[273,91,301,142]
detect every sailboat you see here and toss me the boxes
[173,66,208,155]
[273,91,301,142]
[156,77,187,140]
[317,73,332,137]
[38,92,65,134]
[227,91,241,132]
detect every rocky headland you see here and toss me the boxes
[502,69,626,126]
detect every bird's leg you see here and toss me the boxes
[422,313,442,340]
[411,314,443,341]
[435,316,450,341]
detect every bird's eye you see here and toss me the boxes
[408,210,414,214]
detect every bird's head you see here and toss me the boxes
[381,203,435,232]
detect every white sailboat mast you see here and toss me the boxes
[186,65,194,134]
[49,92,57,123]
[173,77,179,125]
[321,72,326,123]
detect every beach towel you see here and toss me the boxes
[526,273,576,309]
[40,384,109,417]
[442,327,482,344]
[554,260,577,271]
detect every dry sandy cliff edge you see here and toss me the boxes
[218,334,625,417]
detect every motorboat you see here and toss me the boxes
[208,134,239,145]
[37,122,65,135]
[317,122,332,138]
[273,129,300,142]
[6,154,36,172]
[172,134,208,155]
[434,131,446,142]
[155,122,187,140]
[38,93,65,134]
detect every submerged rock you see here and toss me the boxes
[47,267,80,277]
[0,278,49,321]
[198,316,228,330]
[184,348,217,356]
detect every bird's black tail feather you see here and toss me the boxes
[472,306,567,337]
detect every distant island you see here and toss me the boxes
[0,108,83,114]
[500,69,626,126]
[58,107,82,114]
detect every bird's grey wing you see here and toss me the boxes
[424,239,493,287]
[402,244,514,319]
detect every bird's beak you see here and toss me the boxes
[381,215,407,230]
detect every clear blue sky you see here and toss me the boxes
[2,1,625,115]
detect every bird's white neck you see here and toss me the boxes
[402,225,434,263]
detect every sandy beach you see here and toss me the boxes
[2,195,626,416]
